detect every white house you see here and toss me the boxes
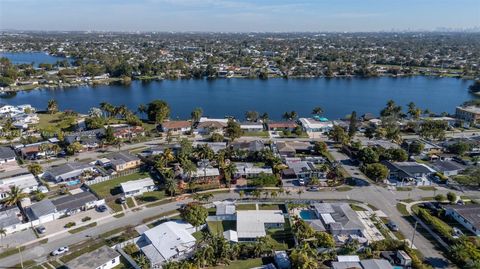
[239,122,264,132]
[0,206,29,235]
[236,210,285,241]
[138,221,197,266]
[65,246,120,269]
[234,163,273,178]
[120,178,156,197]
[0,173,39,199]
[299,118,333,133]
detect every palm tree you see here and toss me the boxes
[223,163,237,184]
[165,178,177,197]
[252,189,261,200]
[100,102,115,119]
[297,189,303,199]
[312,106,323,116]
[238,190,245,200]
[47,99,58,114]
[137,104,147,117]
[270,190,278,199]
[263,190,270,199]
[3,186,27,206]
[260,112,269,123]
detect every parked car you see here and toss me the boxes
[97,205,108,212]
[452,227,464,239]
[298,178,305,186]
[307,186,320,192]
[51,246,69,256]
[36,225,46,234]
[387,221,399,232]
[116,197,126,204]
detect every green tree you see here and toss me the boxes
[225,119,243,142]
[165,178,177,197]
[328,125,349,144]
[47,99,58,114]
[348,111,358,137]
[147,99,170,124]
[27,163,43,176]
[181,203,208,230]
[312,106,323,116]
[364,163,389,182]
[210,133,224,142]
[419,120,448,140]
[3,186,27,206]
[66,141,83,155]
[313,141,327,156]
[358,147,379,164]
[434,194,446,202]
[245,111,259,122]
[191,107,203,123]
[408,140,425,156]
[447,192,457,203]
[448,141,471,156]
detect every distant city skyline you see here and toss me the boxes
[0,0,479,32]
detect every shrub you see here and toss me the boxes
[64,222,76,228]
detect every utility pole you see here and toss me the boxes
[410,220,418,248]
[17,246,24,268]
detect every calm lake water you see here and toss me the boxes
[1,77,474,120]
[0,52,72,67]
[0,52,475,120]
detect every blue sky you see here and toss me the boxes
[0,0,478,32]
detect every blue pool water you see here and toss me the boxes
[393,267,403,269]
[66,179,80,186]
[299,210,318,220]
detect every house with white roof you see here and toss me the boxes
[0,206,27,234]
[0,173,39,199]
[137,221,196,266]
[120,178,156,197]
[236,210,285,241]
[299,118,333,133]
[234,163,273,178]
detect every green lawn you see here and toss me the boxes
[396,203,409,216]
[89,172,151,198]
[207,221,236,235]
[336,186,353,192]
[396,187,413,191]
[241,131,269,138]
[418,186,436,191]
[208,258,264,269]
[138,190,166,203]
[126,197,135,208]
[236,204,257,210]
[349,204,365,211]
[107,201,123,213]
[37,112,80,130]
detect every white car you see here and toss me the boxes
[51,246,69,256]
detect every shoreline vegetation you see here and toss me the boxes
[0,69,476,94]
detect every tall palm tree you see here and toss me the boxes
[47,99,58,114]
[223,163,237,184]
[312,106,323,116]
[3,186,27,206]
[164,178,177,197]
[252,189,261,200]
[238,190,245,200]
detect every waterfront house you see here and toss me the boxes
[120,178,156,197]
[64,128,105,150]
[43,162,94,183]
[267,121,298,131]
[299,118,333,133]
[0,173,39,199]
[109,124,145,139]
[196,117,229,134]
[443,204,480,236]
[137,221,196,266]
[65,246,120,269]
[160,120,192,134]
[455,106,480,125]
[239,122,264,132]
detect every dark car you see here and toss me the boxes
[387,221,399,231]
[116,197,126,204]
[97,205,108,212]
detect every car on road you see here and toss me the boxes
[116,197,126,204]
[307,186,320,192]
[97,204,108,212]
[51,246,69,256]
[452,227,464,239]
[298,179,305,186]
[387,221,399,231]
[36,225,46,234]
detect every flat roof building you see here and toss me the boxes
[236,210,285,241]
[64,246,120,269]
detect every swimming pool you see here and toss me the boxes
[299,210,318,220]
[66,179,80,186]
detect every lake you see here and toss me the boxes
[0,51,72,67]
[1,77,474,120]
